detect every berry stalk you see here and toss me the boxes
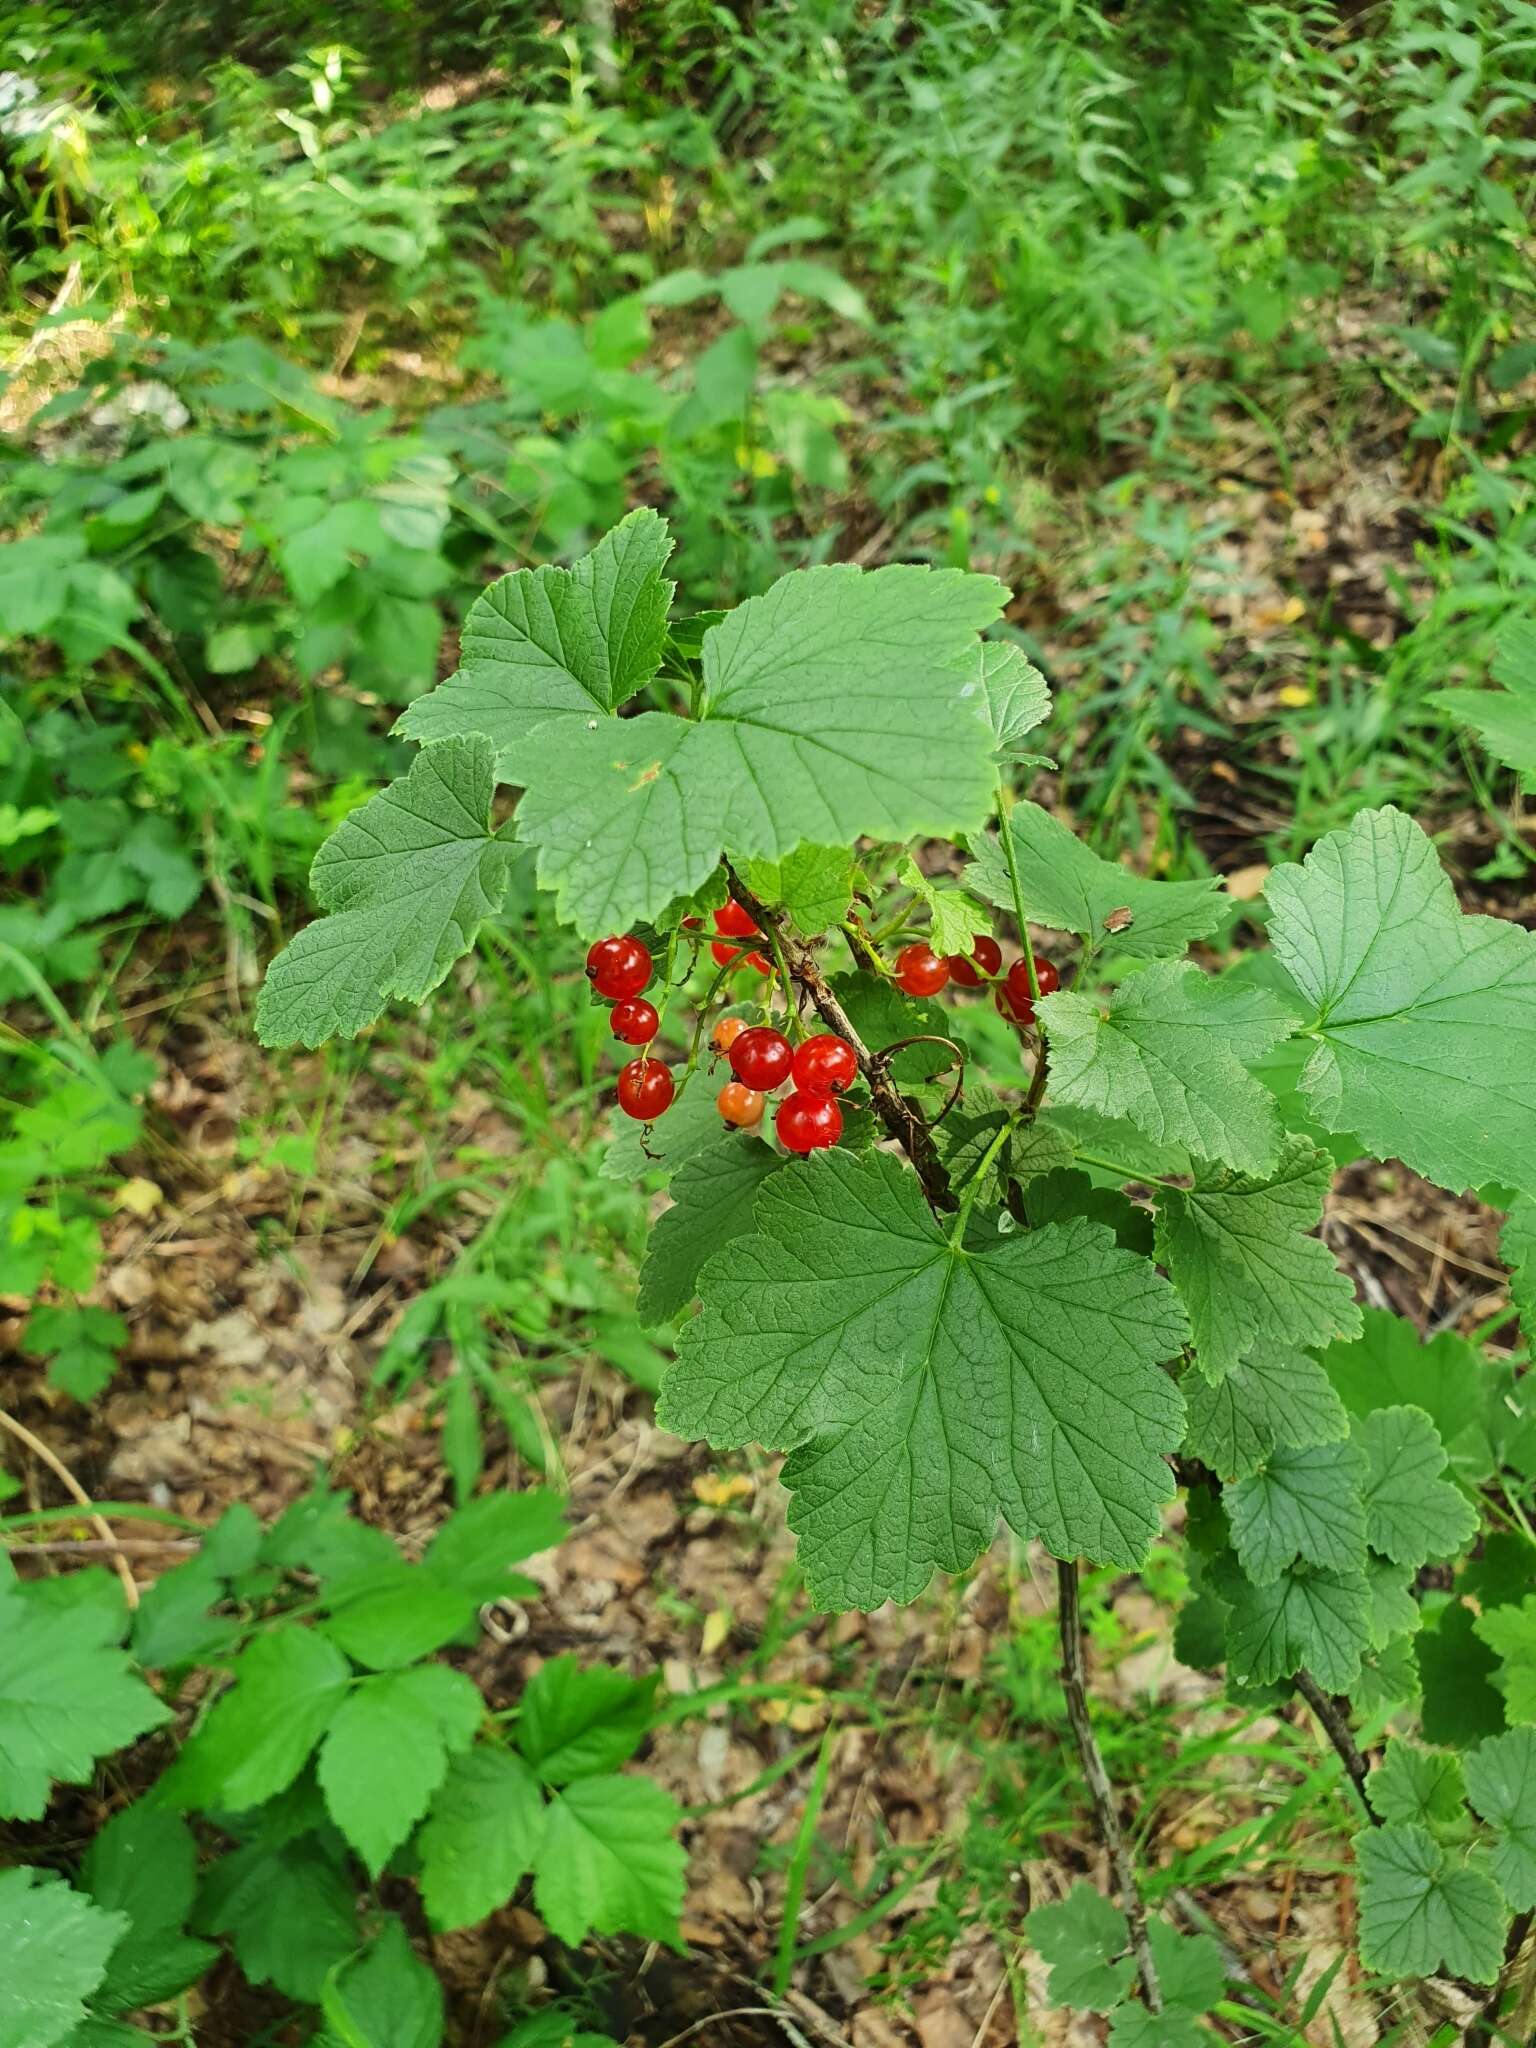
[723,867,955,1212]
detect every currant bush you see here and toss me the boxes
[257,511,1536,2025]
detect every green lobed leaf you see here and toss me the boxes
[395,509,674,772]
[967,802,1227,960]
[1504,1196,1536,1351]
[1464,1727,1536,1909]
[256,735,514,1047]
[1216,1553,1370,1692]
[1323,1309,1495,1485]
[1181,1347,1349,1480]
[1145,1921,1225,2016]
[531,1776,685,1950]
[1023,1881,1133,2011]
[315,1916,443,2048]
[317,1666,482,1878]
[1039,963,1294,1176]
[1224,1439,1367,1585]
[1352,1633,1423,1714]
[80,1807,216,2016]
[516,1656,658,1786]
[1428,616,1536,790]
[1106,2010,1208,2048]
[1466,1532,1536,1612]
[513,562,1005,936]
[636,1132,785,1322]
[1475,1598,1536,1725]
[1154,1137,1360,1383]
[22,1304,127,1403]
[1355,1823,1506,1982]
[1366,1739,1467,1829]
[741,844,855,936]
[896,855,993,959]
[658,1149,1188,1611]
[423,1490,566,1601]
[417,1748,545,1931]
[1418,1602,1510,1748]
[195,1830,357,2002]
[1353,1405,1478,1568]
[167,1625,351,1812]
[0,1578,169,1822]
[1266,806,1536,1198]
[318,1563,477,1670]
[0,1867,127,2048]
[1365,1555,1420,1650]
[1021,1168,1153,1255]
[260,1486,399,1582]
[966,640,1051,755]
[132,1505,263,1669]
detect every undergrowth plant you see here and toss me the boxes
[258,511,1536,2035]
[1,1482,679,2048]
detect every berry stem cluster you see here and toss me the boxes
[723,867,957,1212]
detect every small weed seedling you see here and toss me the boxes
[2,1483,678,2048]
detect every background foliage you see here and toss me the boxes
[3,2,1535,2043]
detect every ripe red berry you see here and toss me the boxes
[995,955,1060,1026]
[609,997,659,1045]
[717,1081,765,1128]
[616,1057,674,1121]
[711,1015,746,1054]
[791,1034,857,1095]
[946,935,1003,989]
[586,934,651,1000]
[714,901,759,939]
[730,1026,793,1091]
[744,950,772,974]
[894,943,949,997]
[776,1090,842,1154]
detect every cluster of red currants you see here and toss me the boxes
[585,933,676,1121]
[707,900,771,975]
[588,914,1055,1148]
[709,1018,857,1154]
[892,936,1059,1025]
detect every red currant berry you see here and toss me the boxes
[714,901,759,939]
[711,1015,747,1054]
[730,1026,794,1091]
[616,1057,674,1121]
[717,1081,765,1128]
[586,934,651,1000]
[791,1034,858,1095]
[609,997,659,1045]
[776,1090,842,1154]
[995,956,1059,1027]
[894,943,949,997]
[946,934,1003,989]
[744,950,772,975]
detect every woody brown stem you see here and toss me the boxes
[1295,1670,1378,1823]
[1057,1557,1163,2011]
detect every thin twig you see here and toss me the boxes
[1056,1557,1162,2011]
[1470,1908,1535,2047]
[1294,1669,1378,1823]
[725,868,955,1211]
[0,1409,140,1609]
